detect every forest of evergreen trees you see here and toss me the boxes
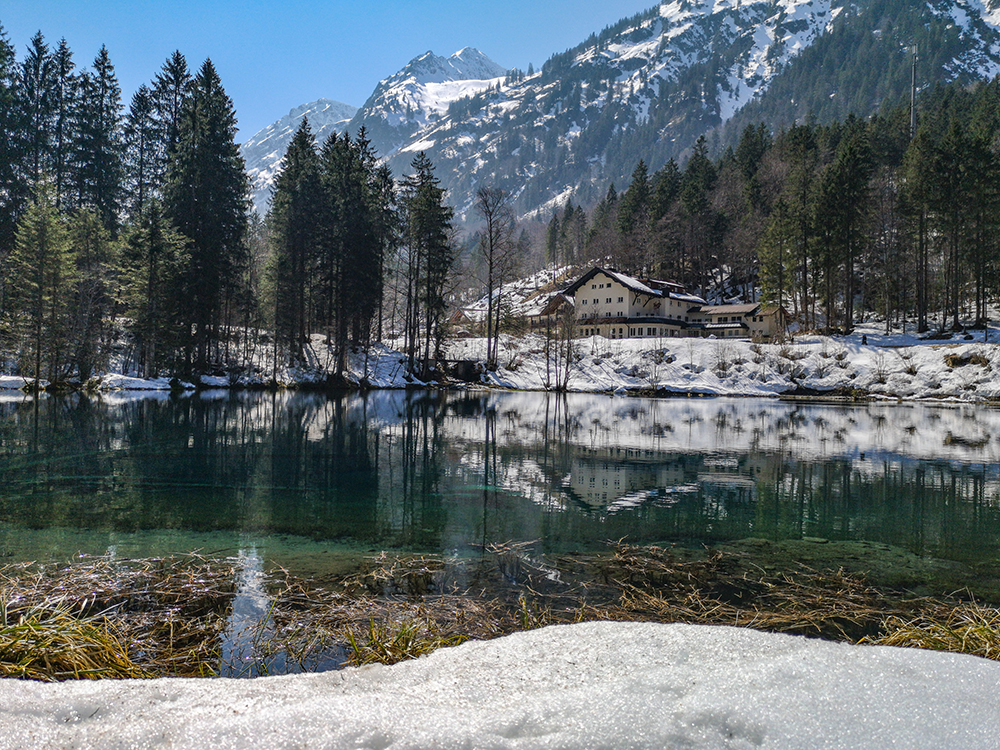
[0,26,454,385]
[546,77,1000,337]
[3,19,1000,388]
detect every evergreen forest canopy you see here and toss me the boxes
[0,26,454,384]
[2,20,1000,388]
[546,76,1000,336]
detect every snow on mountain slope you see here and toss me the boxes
[240,99,357,215]
[347,47,508,156]
[381,0,1000,221]
[244,1,1000,219]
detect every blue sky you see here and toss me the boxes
[2,1,656,141]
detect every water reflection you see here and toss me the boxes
[0,391,999,569]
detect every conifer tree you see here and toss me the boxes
[352,128,395,348]
[6,189,76,384]
[50,38,80,210]
[314,128,394,374]
[20,32,55,190]
[162,59,249,371]
[124,85,158,220]
[545,210,560,266]
[151,51,193,192]
[120,201,189,376]
[679,136,721,292]
[401,153,453,377]
[269,117,321,365]
[73,46,124,233]
[617,160,651,274]
[67,209,117,378]
[0,25,27,269]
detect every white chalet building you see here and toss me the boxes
[563,267,784,341]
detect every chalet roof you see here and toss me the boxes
[564,267,706,304]
[530,292,574,317]
[695,304,761,315]
[563,267,658,297]
[674,292,709,306]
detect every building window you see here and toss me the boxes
[618,297,624,303]
[606,312,611,317]
[606,298,611,304]
[647,327,653,336]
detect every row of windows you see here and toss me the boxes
[579,326,753,339]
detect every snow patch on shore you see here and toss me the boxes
[0,621,997,749]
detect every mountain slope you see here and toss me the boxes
[347,47,508,158]
[245,0,1000,221]
[241,99,357,214]
[383,0,1000,221]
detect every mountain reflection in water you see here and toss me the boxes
[0,390,998,571]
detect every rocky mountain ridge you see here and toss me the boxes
[243,0,1000,221]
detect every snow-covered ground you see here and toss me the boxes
[1,621,997,749]
[449,322,1000,401]
[3,322,1000,402]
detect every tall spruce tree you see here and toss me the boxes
[151,51,193,192]
[350,128,393,350]
[314,128,393,375]
[162,59,248,371]
[401,153,453,377]
[50,38,80,210]
[679,136,720,293]
[123,84,158,220]
[121,200,189,376]
[73,46,124,233]
[269,117,321,365]
[617,160,651,274]
[6,189,76,385]
[67,209,116,378]
[0,25,27,270]
[20,32,55,191]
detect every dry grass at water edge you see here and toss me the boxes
[866,603,1000,658]
[4,544,1000,680]
[0,599,146,680]
[1,555,237,679]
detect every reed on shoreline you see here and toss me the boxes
[2,544,997,681]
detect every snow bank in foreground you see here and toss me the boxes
[1,622,997,749]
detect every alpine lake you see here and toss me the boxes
[3,388,1000,594]
[3,388,1000,675]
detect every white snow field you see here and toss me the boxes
[1,621,998,750]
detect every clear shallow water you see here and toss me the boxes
[2,390,1000,576]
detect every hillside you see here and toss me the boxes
[244,0,1000,222]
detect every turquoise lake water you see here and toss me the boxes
[1,389,999,579]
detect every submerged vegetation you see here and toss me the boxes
[3,543,1000,681]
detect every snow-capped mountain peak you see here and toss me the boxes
[244,0,1000,220]
[240,98,358,215]
[346,47,508,159]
